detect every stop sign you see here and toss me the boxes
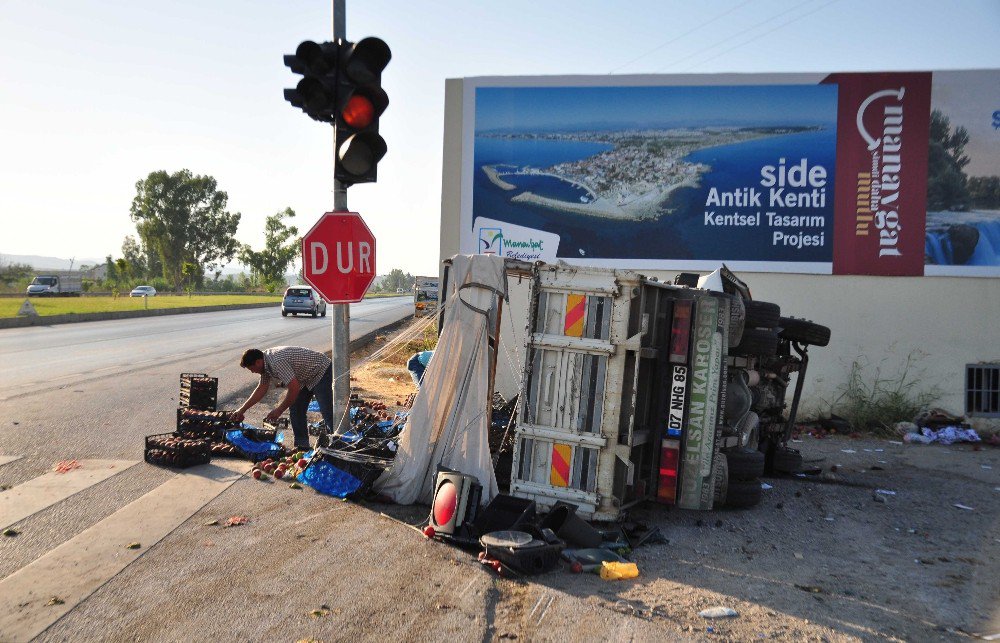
[301,211,376,303]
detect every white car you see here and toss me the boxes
[130,285,157,297]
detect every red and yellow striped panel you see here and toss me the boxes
[564,294,586,337]
[550,443,571,487]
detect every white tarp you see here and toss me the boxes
[376,254,508,505]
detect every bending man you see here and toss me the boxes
[232,346,335,451]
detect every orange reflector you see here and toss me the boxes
[564,294,585,337]
[657,439,680,504]
[550,443,571,487]
[342,95,375,128]
[669,300,693,363]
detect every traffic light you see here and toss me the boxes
[283,37,391,185]
[334,37,390,185]
[283,40,340,123]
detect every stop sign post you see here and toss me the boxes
[301,211,376,303]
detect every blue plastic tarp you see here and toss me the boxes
[225,429,284,459]
[298,459,362,498]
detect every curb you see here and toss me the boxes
[0,302,279,329]
[347,316,412,353]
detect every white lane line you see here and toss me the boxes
[0,460,136,531]
[0,455,24,467]
[0,460,247,643]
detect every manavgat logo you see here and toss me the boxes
[855,86,906,258]
[479,228,503,255]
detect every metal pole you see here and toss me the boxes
[330,0,351,435]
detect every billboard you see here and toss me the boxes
[459,70,1000,277]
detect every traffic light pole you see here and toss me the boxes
[331,0,351,436]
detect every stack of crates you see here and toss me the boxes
[179,373,218,411]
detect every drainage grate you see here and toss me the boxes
[966,364,1000,418]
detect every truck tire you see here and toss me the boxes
[745,300,780,328]
[778,317,831,347]
[725,479,763,509]
[772,448,803,474]
[725,449,765,481]
[712,456,729,506]
[728,295,745,347]
[731,328,778,357]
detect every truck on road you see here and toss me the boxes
[413,275,440,317]
[25,275,82,296]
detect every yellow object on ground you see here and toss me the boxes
[600,561,639,580]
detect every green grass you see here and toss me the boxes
[1,294,281,318]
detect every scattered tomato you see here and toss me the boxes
[252,470,262,480]
[297,459,308,468]
[422,525,436,538]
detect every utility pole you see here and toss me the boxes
[331,0,350,435]
[284,0,389,437]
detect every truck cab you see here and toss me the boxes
[26,275,81,296]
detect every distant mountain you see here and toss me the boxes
[0,254,103,271]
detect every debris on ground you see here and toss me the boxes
[904,426,981,445]
[125,542,141,549]
[698,606,739,618]
[53,460,81,473]
[224,515,250,527]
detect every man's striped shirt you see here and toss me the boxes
[261,346,331,390]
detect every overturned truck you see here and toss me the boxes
[504,261,829,520]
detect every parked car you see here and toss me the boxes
[282,286,327,317]
[129,285,157,297]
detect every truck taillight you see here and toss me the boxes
[669,300,693,363]
[656,438,680,504]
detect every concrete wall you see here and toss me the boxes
[439,79,1000,429]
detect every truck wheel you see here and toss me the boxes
[728,295,745,347]
[772,448,803,474]
[712,456,729,507]
[731,328,778,357]
[725,449,765,481]
[745,300,780,328]
[778,317,831,347]
[725,479,763,509]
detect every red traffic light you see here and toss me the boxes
[341,95,375,129]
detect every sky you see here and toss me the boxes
[1,0,998,275]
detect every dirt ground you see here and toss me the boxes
[347,320,1000,641]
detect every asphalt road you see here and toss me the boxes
[0,296,413,402]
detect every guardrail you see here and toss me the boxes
[0,291,281,299]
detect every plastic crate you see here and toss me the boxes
[176,407,240,435]
[144,432,211,455]
[144,446,211,469]
[224,429,285,462]
[179,373,218,410]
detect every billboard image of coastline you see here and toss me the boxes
[459,70,1000,277]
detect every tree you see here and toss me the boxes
[121,235,147,279]
[926,111,971,211]
[129,169,241,291]
[239,208,300,293]
[377,268,413,293]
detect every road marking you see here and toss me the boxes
[0,455,24,467]
[0,459,136,531]
[0,460,246,642]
